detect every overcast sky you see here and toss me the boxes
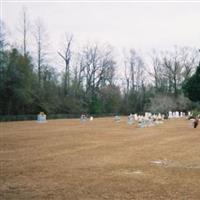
[2,1,200,49]
[1,1,200,74]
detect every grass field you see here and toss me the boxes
[0,117,200,200]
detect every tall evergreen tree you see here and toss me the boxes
[183,65,200,102]
[3,49,35,114]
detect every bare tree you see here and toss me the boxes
[160,46,198,96]
[0,20,7,84]
[124,49,145,93]
[71,52,86,97]
[180,47,198,81]
[0,20,7,51]
[124,60,130,94]
[18,7,30,56]
[148,47,198,96]
[148,50,167,92]
[33,18,49,85]
[160,47,181,96]
[130,49,136,91]
[58,34,73,95]
[81,43,115,97]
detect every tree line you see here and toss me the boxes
[0,9,199,116]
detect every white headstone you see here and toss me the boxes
[114,115,120,122]
[139,119,147,128]
[169,111,172,118]
[134,114,138,121]
[80,114,87,122]
[37,112,46,123]
[158,113,162,120]
[127,114,134,125]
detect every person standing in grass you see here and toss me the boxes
[193,117,199,128]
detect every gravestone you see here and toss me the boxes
[168,111,172,118]
[80,114,87,122]
[134,114,138,121]
[37,112,47,123]
[114,115,120,122]
[127,114,134,125]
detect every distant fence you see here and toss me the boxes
[0,113,115,122]
[0,115,37,122]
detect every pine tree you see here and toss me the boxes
[183,65,200,102]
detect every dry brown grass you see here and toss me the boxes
[0,117,200,200]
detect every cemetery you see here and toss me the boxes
[1,115,200,200]
[1,2,200,200]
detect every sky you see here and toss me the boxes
[1,1,200,71]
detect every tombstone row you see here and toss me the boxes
[114,112,165,128]
[37,113,94,123]
[36,111,194,128]
[80,114,94,122]
[168,111,186,118]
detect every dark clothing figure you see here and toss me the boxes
[194,118,199,128]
